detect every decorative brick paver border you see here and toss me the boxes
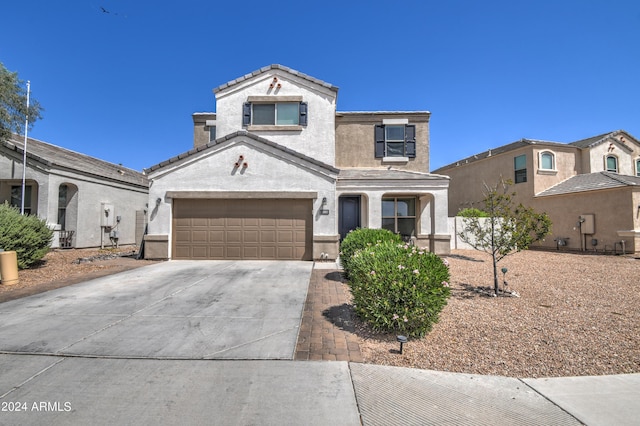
[295,268,363,362]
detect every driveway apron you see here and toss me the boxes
[0,261,312,360]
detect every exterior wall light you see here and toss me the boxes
[319,197,330,215]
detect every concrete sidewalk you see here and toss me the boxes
[1,354,638,425]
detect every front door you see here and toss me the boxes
[339,196,361,240]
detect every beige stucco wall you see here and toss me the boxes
[335,112,430,172]
[438,145,537,214]
[533,187,636,253]
[531,146,581,195]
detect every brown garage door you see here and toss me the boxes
[172,199,312,260]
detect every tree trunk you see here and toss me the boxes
[492,252,499,295]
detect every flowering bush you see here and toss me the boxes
[339,228,401,278]
[348,241,451,337]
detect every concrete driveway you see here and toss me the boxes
[0,261,313,360]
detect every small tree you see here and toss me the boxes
[0,62,43,142]
[459,179,551,295]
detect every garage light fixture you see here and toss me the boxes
[319,197,329,215]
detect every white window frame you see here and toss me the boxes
[538,151,556,171]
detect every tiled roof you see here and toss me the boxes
[433,138,566,172]
[338,168,448,181]
[144,130,340,174]
[569,130,622,148]
[213,64,339,94]
[3,135,148,187]
[536,172,640,197]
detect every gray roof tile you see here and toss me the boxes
[536,172,640,197]
[144,131,340,174]
[213,64,339,94]
[4,135,148,187]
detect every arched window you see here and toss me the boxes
[605,155,618,173]
[539,151,555,170]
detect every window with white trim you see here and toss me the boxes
[374,124,416,158]
[605,155,618,173]
[243,102,307,127]
[539,151,555,170]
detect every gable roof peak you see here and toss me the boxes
[214,64,339,94]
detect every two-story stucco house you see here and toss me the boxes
[1,134,149,248]
[143,65,450,260]
[433,130,640,254]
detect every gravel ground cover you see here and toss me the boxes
[356,249,640,378]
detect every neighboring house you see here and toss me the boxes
[433,130,640,254]
[144,64,450,260]
[1,134,149,248]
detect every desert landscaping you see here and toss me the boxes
[2,246,638,379]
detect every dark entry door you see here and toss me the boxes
[339,196,361,240]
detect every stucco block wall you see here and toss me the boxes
[335,113,430,171]
[534,188,636,252]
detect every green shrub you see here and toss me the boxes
[0,202,53,269]
[348,241,451,337]
[340,228,402,277]
[457,207,489,217]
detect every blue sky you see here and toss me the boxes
[3,0,639,172]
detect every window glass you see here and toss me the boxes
[11,185,32,214]
[396,198,415,216]
[385,125,405,141]
[252,104,275,125]
[386,142,405,157]
[58,184,68,230]
[381,197,416,239]
[382,199,396,217]
[540,152,554,169]
[514,154,527,183]
[636,159,640,177]
[276,103,299,125]
[606,156,618,172]
[209,126,216,142]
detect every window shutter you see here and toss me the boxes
[299,102,308,126]
[375,125,385,158]
[242,103,251,126]
[405,125,416,158]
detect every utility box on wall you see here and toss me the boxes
[580,214,595,234]
[101,203,115,228]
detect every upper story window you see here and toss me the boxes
[514,154,527,183]
[636,159,640,177]
[605,155,618,173]
[243,101,308,127]
[539,151,555,170]
[209,126,216,143]
[374,124,416,159]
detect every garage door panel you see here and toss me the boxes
[173,198,311,260]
